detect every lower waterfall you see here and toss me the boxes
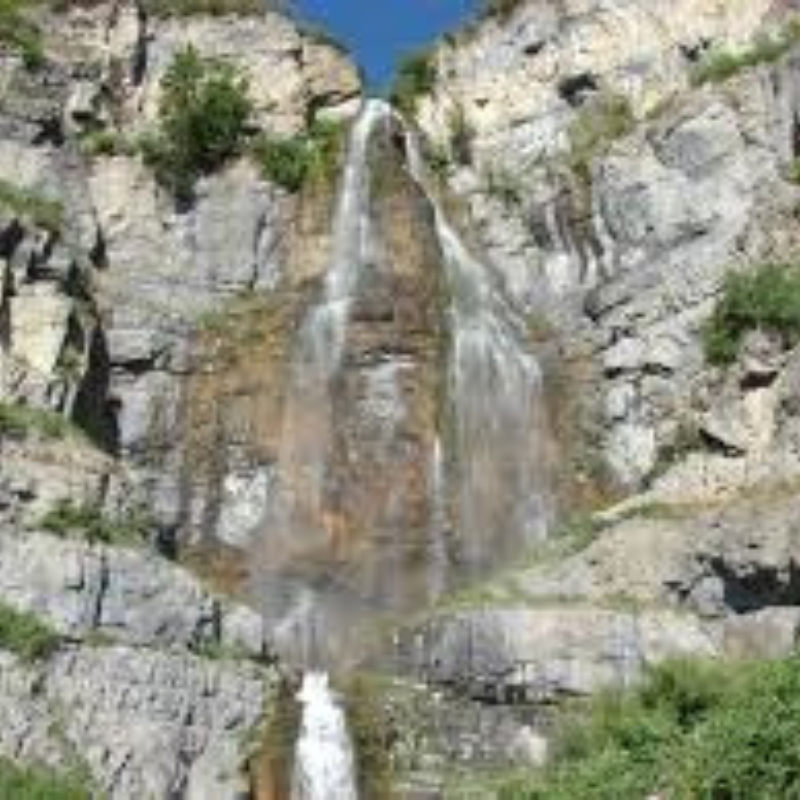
[291,672,359,800]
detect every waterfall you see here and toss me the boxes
[405,128,552,571]
[291,672,358,800]
[251,99,392,665]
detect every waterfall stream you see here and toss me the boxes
[256,101,553,799]
[405,128,552,571]
[291,672,358,800]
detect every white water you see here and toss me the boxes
[254,100,392,644]
[405,129,552,569]
[291,672,359,800]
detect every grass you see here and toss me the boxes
[501,654,800,799]
[390,47,436,116]
[567,93,635,184]
[0,402,80,440]
[77,129,137,158]
[0,0,44,69]
[39,499,150,546]
[692,19,800,86]
[0,179,63,232]
[0,757,90,800]
[703,262,800,366]
[142,0,265,16]
[252,118,345,193]
[484,166,524,208]
[0,602,61,662]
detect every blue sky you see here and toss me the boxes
[293,0,480,89]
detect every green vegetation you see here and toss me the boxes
[0,0,44,69]
[567,93,635,183]
[346,676,394,799]
[502,654,800,799]
[253,118,344,192]
[652,420,703,477]
[142,0,264,17]
[0,757,90,800]
[40,499,150,546]
[142,45,252,199]
[390,48,436,116]
[78,129,136,158]
[0,402,79,440]
[0,602,61,662]
[447,105,474,166]
[0,179,63,232]
[787,158,800,185]
[703,262,800,365]
[480,0,525,21]
[484,166,524,207]
[692,20,800,86]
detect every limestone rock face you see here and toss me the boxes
[404,605,720,701]
[0,646,275,800]
[415,0,800,488]
[0,4,358,795]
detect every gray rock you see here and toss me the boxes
[403,606,719,701]
[0,531,268,657]
[0,645,275,800]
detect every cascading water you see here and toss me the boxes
[405,128,552,571]
[251,99,392,664]
[257,106,552,800]
[291,672,358,800]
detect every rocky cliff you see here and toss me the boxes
[4,0,800,796]
[384,0,800,793]
[0,0,359,796]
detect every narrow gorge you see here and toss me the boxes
[3,0,800,798]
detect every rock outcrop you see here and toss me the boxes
[0,2,358,796]
[416,0,800,488]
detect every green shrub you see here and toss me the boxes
[40,499,150,546]
[567,93,635,183]
[0,402,78,440]
[78,129,136,158]
[0,179,63,232]
[484,167,524,207]
[253,118,344,192]
[0,603,61,662]
[0,0,44,69]
[498,655,800,800]
[703,263,800,365]
[480,0,525,20]
[0,757,90,800]
[390,48,436,116]
[142,46,252,199]
[692,20,800,86]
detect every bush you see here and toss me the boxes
[0,603,61,662]
[499,655,800,800]
[0,179,63,232]
[0,757,90,800]
[703,263,800,365]
[480,0,525,20]
[567,93,635,182]
[0,0,44,69]
[78,129,136,158]
[390,48,436,116]
[0,402,78,440]
[142,46,252,199]
[40,499,150,546]
[692,20,800,86]
[253,118,344,192]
